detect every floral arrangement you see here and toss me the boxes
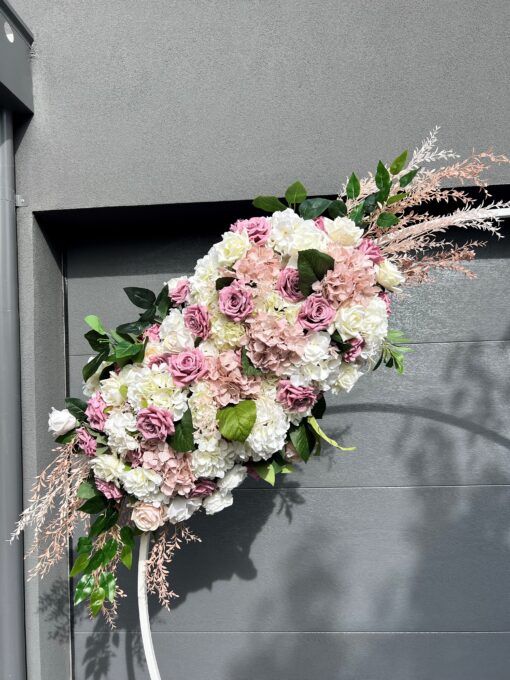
[13,129,508,622]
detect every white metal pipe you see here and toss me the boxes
[138,532,162,680]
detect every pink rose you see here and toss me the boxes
[379,291,391,313]
[276,380,318,413]
[342,338,364,363]
[218,281,254,322]
[184,304,211,339]
[76,427,97,457]
[190,479,217,498]
[142,323,161,342]
[297,294,336,331]
[276,268,305,303]
[85,392,107,431]
[358,238,384,264]
[168,349,208,386]
[95,479,123,501]
[147,352,173,369]
[136,405,175,440]
[314,216,326,232]
[168,278,190,305]
[230,217,271,245]
[131,502,166,532]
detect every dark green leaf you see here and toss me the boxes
[252,195,287,213]
[346,173,360,200]
[74,574,94,606]
[120,544,133,570]
[289,423,316,463]
[241,347,263,376]
[328,199,347,218]
[124,287,156,309]
[363,192,380,215]
[89,508,119,539]
[169,408,194,452]
[116,320,149,336]
[138,304,157,323]
[375,161,391,191]
[387,192,408,205]
[285,181,307,206]
[82,349,109,382]
[120,526,135,549]
[102,539,118,564]
[399,167,420,188]
[390,150,408,175]
[297,249,335,296]
[69,553,90,578]
[55,429,77,444]
[311,395,326,420]
[377,212,400,228]
[298,197,332,220]
[79,495,107,514]
[89,587,105,617]
[156,285,170,319]
[77,536,93,555]
[113,341,145,361]
[83,549,105,574]
[349,202,365,226]
[215,276,235,291]
[84,329,110,352]
[218,400,257,442]
[100,572,117,603]
[65,397,88,422]
[77,481,97,500]
[84,315,107,335]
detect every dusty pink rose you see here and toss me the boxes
[136,405,175,440]
[342,338,364,363]
[246,312,305,374]
[207,350,261,407]
[147,352,173,369]
[76,427,97,457]
[230,216,271,245]
[218,281,254,322]
[357,238,384,264]
[131,502,165,532]
[379,291,391,313]
[314,216,326,232]
[190,479,217,498]
[168,278,190,305]
[298,294,336,331]
[234,246,281,284]
[322,246,378,306]
[95,479,123,501]
[168,349,208,386]
[85,392,107,431]
[277,380,318,413]
[184,304,211,339]
[160,453,196,496]
[276,268,305,303]
[142,323,161,342]
[126,448,143,467]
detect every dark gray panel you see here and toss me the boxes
[74,486,510,633]
[68,339,510,488]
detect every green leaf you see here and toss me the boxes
[252,196,287,213]
[55,429,77,444]
[69,553,90,578]
[156,285,170,319]
[169,408,194,452]
[215,276,235,291]
[328,199,347,218]
[307,416,356,451]
[124,287,156,309]
[375,161,391,191]
[113,341,145,361]
[218,400,257,442]
[65,397,88,422]
[349,201,365,226]
[116,320,149,336]
[387,192,408,205]
[139,304,157,323]
[100,572,117,603]
[346,173,360,200]
[399,167,420,188]
[89,587,105,617]
[77,481,97,500]
[120,544,133,570]
[377,212,400,229]
[120,526,135,549]
[390,150,408,175]
[253,461,276,486]
[82,349,109,382]
[89,508,119,539]
[84,549,105,574]
[84,329,110,352]
[363,192,380,215]
[298,197,332,220]
[311,395,326,420]
[241,347,263,376]
[74,574,94,606]
[77,536,93,555]
[79,495,107,514]
[285,181,307,206]
[84,315,107,335]
[102,539,118,564]
[297,248,335,296]
[289,423,316,463]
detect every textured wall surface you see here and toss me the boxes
[62,225,510,680]
[10,0,510,212]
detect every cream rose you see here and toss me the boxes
[213,231,251,266]
[324,217,363,246]
[131,502,166,532]
[376,259,405,291]
[120,467,162,501]
[166,497,202,524]
[333,303,366,339]
[92,453,126,483]
[331,363,361,394]
[48,408,77,436]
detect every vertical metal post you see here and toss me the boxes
[0,108,26,680]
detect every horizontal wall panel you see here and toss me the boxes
[74,486,510,634]
[68,340,510,488]
[74,631,510,680]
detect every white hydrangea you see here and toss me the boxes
[100,364,146,406]
[212,230,251,266]
[167,497,202,524]
[159,308,194,353]
[331,363,362,394]
[290,331,342,390]
[323,216,363,246]
[376,259,405,291]
[269,209,328,259]
[188,382,221,452]
[246,390,289,460]
[203,490,234,515]
[92,452,126,483]
[217,464,248,491]
[190,439,237,479]
[120,466,163,502]
[127,364,188,419]
[104,408,139,455]
[333,297,387,343]
[188,251,220,306]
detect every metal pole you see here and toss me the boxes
[0,108,26,680]
[138,533,162,680]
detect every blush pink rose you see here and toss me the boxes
[314,216,326,232]
[95,479,123,501]
[85,392,107,431]
[230,217,271,245]
[218,281,254,322]
[297,294,336,331]
[276,268,305,303]
[142,323,161,342]
[183,304,211,339]
[190,479,217,498]
[76,427,97,457]
[357,238,384,264]
[168,349,208,386]
[276,380,318,413]
[136,405,175,440]
[342,338,364,363]
[168,278,190,305]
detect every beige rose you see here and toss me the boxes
[131,502,165,532]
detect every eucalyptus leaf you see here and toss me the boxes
[218,400,257,442]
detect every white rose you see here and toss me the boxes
[324,217,363,246]
[159,308,194,353]
[131,502,166,532]
[376,259,405,291]
[120,466,162,501]
[331,363,361,394]
[333,304,366,339]
[48,407,77,436]
[166,497,202,524]
[213,231,250,266]
[92,453,126,483]
[361,296,388,342]
[287,220,329,264]
[203,490,234,515]
[218,464,247,492]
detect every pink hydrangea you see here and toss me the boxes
[159,453,196,496]
[276,268,305,303]
[184,304,211,339]
[95,479,123,501]
[276,380,318,413]
[142,323,161,342]
[230,216,271,245]
[142,441,173,471]
[234,246,281,285]
[207,350,261,407]
[357,238,384,264]
[136,405,175,441]
[246,312,306,374]
[85,392,107,431]
[76,427,97,457]
[218,281,254,322]
[297,294,336,331]
[322,246,378,306]
[168,349,208,386]
[342,338,364,363]
[168,278,190,305]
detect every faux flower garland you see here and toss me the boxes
[13,129,508,621]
